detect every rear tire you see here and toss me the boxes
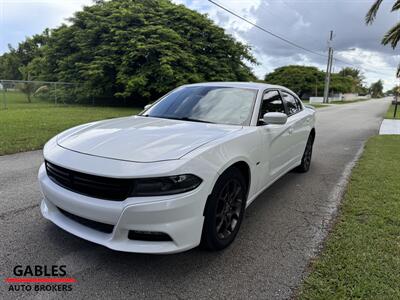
[200,167,247,251]
[296,132,315,173]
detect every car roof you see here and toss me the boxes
[183,81,288,91]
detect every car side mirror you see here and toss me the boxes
[263,112,287,125]
[144,104,152,110]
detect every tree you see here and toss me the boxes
[17,65,35,103]
[0,31,49,81]
[0,0,257,105]
[385,85,400,96]
[329,73,354,94]
[264,66,324,98]
[264,65,355,98]
[338,67,366,93]
[369,80,384,98]
[366,0,400,77]
[0,46,22,80]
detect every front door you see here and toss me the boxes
[256,90,292,190]
[280,91,309,163]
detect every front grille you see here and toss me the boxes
[45,161,133,201]
[57,207,114,234]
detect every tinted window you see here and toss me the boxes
[143,86,257,125]
[260,90,285,117]
[281,91,301,115]
[294,97,303,110]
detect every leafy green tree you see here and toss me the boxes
[264,65,355,98]
[4,0,257,104]
[338,67,366,93]
[386,85,400,96]
[366,0,400,77]
[0,46,22,80]
[264,65,324,98]
[330,73,354,94]
[0,31,49,80]
[369,80,384,98]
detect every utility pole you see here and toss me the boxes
[394,84,399,119]
[323,30,334,103]
[315,76,318,96]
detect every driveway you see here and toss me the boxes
[0,98,391,299]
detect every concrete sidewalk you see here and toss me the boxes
[379,119,400,135]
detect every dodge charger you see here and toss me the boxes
[38,82,316,254]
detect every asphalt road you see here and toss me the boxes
[0,98,391,299]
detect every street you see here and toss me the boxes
[0,98,391,299]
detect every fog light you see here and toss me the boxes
[128,230,172,241]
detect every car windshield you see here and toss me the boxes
[142,86,258,126]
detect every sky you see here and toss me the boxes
[0,0,399,90]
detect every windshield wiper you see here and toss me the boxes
[178,117,214,124]
[145,116,214,124]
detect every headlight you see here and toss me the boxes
[130,174,202,196]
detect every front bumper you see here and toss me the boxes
[38,164,207,254]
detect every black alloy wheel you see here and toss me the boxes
[201,167,247,250]
[215,178,244,240]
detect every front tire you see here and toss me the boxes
[296,132,315,173]
[201,167,247,251]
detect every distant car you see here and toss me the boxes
[38,82,316,254]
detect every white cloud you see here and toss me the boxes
[0,0,92,52]
[180,0,399,90]
[1,0,399,89]
[335,48,399,87]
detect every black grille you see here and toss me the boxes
[45,161,133,201]
[57,207,114,234]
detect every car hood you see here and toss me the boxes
[57,116,241,162]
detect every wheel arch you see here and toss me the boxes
[230,161,251,195]
[215,160,251,196]
[202,159,251,216]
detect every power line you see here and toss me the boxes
[334,57,393,77]
[334,50,396,70]
[207,0,396,79]
[207,0,326,58]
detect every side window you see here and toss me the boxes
[294,97,303,111]
[259,90,285,120]
[281,91,300,115]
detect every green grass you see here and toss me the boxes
[303,98,372,108]
[299,135,400,300]
[302,100,326,109]
[385,103,400,119]
[0,91,141,155]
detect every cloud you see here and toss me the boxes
[0,0,92,52]
[178,0,399,89]
[1,0,399,89]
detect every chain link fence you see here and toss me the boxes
[0,79,83,109]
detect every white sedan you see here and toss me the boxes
[38,82,316,254]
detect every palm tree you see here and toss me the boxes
[366,0,400,77]
[338,67,366,93]
[369,79,384,98]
